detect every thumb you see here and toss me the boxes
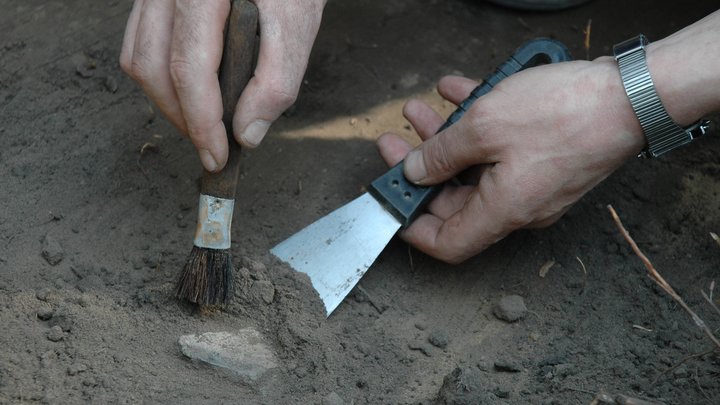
[403,120,489,185]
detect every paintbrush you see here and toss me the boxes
[174,0,258,306]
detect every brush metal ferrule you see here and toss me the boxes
[193,194,235,250]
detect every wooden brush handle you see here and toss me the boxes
[200,0,258,198]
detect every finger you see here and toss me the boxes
[119,0,145,71]
[376,133,413,167]
[424,184,474,220]
[170,0,231,172]
[124,1,187,132]
[403,114,495,186]
[401,171,510,263]
[437,75,480,105]
[233,2,323,148]
[402,99,445,140]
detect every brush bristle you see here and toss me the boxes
[175,246,233,305]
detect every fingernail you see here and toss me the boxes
[404,150,427,184]
[199,149,218,172]
[240,120,271,147]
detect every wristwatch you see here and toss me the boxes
[613,34,710,158]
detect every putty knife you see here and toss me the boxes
[272,38,572,316]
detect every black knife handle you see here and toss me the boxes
[368,38,572,227]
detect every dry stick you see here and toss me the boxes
[583,18,592,60]
[607,204,720,349]
[651,347,717,385]
[701,290,720,318]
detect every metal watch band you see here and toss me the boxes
[613,34,709,158]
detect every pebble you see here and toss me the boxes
[494,358,522,372]
[178,328,278,381]
[37,307,54,321]
[322,392,344,405]
[428,330,449,349]
[250,280,275,304]
[492,295,527,322]
[103,76,118,93]
[36,288,51,302]
[41,234,65,265]
[47,326,64,342]
[67,363,88,376]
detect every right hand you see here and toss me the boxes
[120,0,326,172]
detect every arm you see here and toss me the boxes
[119,0,326,172]
[377,10,720,263]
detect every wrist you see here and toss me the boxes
[590,56,647,157]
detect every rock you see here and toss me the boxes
[178,328,277,381]
[103,76,118,93]
[41,234,64,265]
[322,391,344,405]
[492,295,527,322]
[250,280,275,304]
[428,330,449,349]
[47,326,64,342]
[408,339,432,357]
[494,358,522,372]
[241,256,267,278]
[437,367,499,405]
[67,363,88,376]
[554,363,577,378]
[76,60,96,78]
[36,307,54,321]
[36,288,51,302]
[48,305,73,332]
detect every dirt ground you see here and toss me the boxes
[2,0,720,403]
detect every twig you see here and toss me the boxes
[576,256,588,295]
[407,245,415,273]
[710,232,720,248]
[356,285,385,314]
[632,324,653,332]
[583,19,592,60]
[607,204,720,349]
[651,347,717,385]
[701,290,720,318]
[693,366,712,403]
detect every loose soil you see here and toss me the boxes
[2,0,719,404]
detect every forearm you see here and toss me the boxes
[646,9,720,125]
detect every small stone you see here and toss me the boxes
[76,60,96,78]
[408,340,432,357]
[250,280,275,304]
[437,367,496,404]
[414,321,427,331]
[41,234,64,265]
[36,288,51,302]
[322,391,344,405]
[67,363,88,376]
[493,295,527,322]
[554,363,577,378]
[241,256,267,277]
[48,305,73,332]
[103,76,118,93]
[37,307,54,321]
[178,328,277,381]
[47,326,64,342]
[428,330,449,349]
[494,358,522,372]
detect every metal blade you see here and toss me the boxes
[270,193,401,316]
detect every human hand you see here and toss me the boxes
[377,60,646,263]
[120,0,325,172]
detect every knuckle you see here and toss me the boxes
[267,83,298,109]
[423,138,455,176]
[169,59,196,90]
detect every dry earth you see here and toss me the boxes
[1,0,719,403]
